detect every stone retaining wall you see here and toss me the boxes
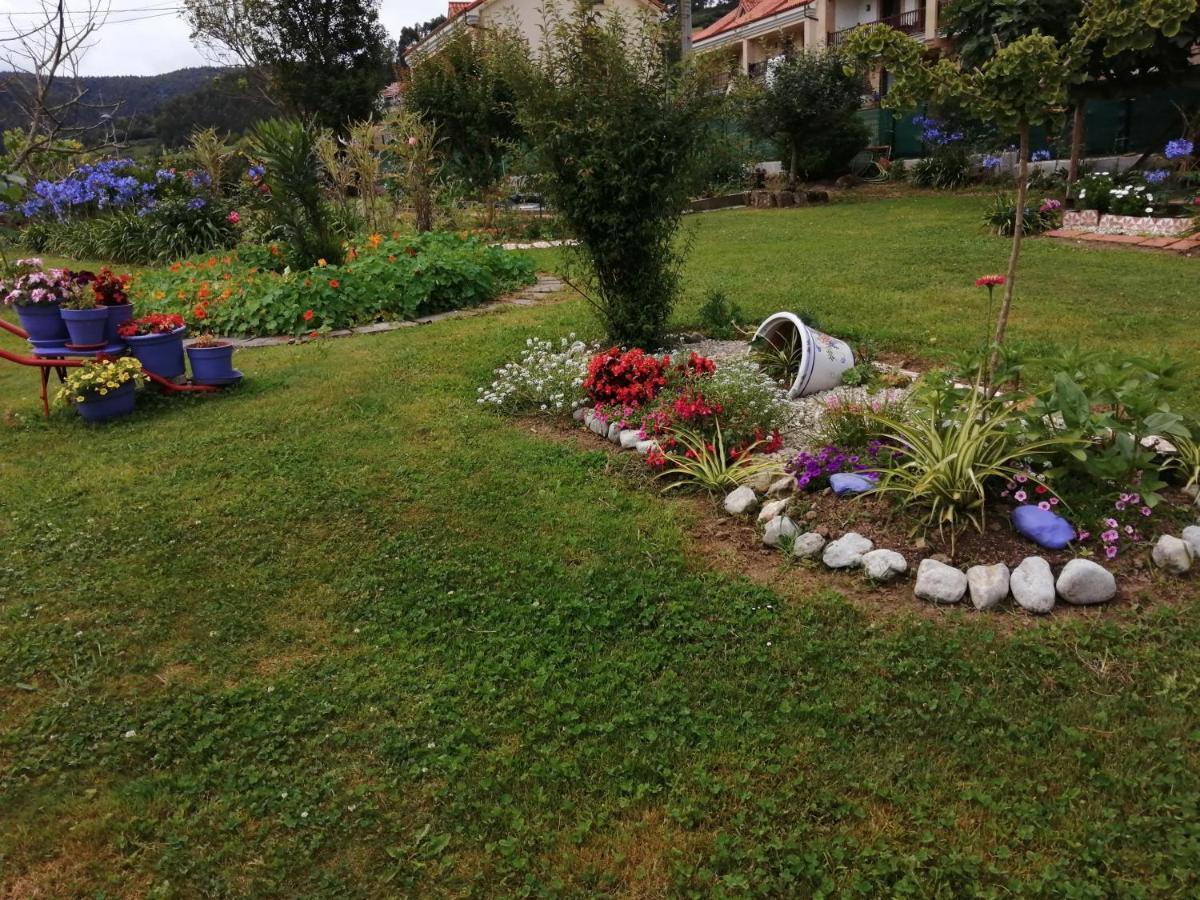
[1061,209,1194,237]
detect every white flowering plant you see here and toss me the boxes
[698,359,795,446]
[55,357,146,406]
[477,335,596,414]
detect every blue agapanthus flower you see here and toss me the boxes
[187,197,207,210]
[190,171,212,188]
[155,169,175,181]
[1031,149,1052,162]
[982,154,1003,169]
[1164,138,1194,160]
[1144,169,1170,184]
[912,115,964,147]
[247,165,266,179]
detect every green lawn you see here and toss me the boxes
[3,195,1200,896]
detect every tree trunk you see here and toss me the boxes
[986,122,1029,394]
[680,0,692,59]
[789,142,798,191]
[1067,100,1085,204]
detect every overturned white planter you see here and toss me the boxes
[752,312,855,398]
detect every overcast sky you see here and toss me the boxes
[0,0,451,76]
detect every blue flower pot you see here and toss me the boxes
[104,303,134,344]
[75,380,136,423]
[126,326,187,378]
[185,342,236,384]
[15,303,68,343]
[61,307,109,347]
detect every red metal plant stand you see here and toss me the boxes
[1,317,221,418]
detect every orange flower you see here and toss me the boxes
[367,233,382,247]
[270,245,280,256]
[170,263,181,272]
[328,279,339,289]
[197,287,211,300]
[304,278,312,288]
[193,304,207,319]
[303,309,314,321]
[317,258,327,267]
[387,255,396,262]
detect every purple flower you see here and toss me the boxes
[1144,169,1170,185]
[187,197,207,210]
[1104,518,1118,529]
[1105,545,1118,560]
[1014,490,1027,502]
[1165,139,1194,160]
[1077,530,1091,542]
[1031,149,1052,162]
[1101,529,1119,543]
[1139,506,1151,516]
[1038,501,1051,511]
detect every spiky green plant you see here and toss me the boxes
[655,422,781,493]
[749,330,803,386]
[865,388,1083,551]
[1169,432,1200,503]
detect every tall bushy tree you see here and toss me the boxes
[185,0,391,130]
[405,28,523,196]
[735,50,868,186]
[511,8,714,348]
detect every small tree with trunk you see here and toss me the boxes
[842,0,1196,389]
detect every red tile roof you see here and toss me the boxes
[447,1,472,16]
[693,0,814,43]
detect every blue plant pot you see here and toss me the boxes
[185,342,236,384]
[126,326,187,378]
[104,303,134,344]
[75,380,136,423]
[15,303,68,343]
[61,307,109,347]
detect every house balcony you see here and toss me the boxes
[827,7,926,48]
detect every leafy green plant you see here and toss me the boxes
[909,146,973,190]
[697,289,744,339]
[818,392,906,452]
[866,386,1083,549]
[248,118,343,268]
[654,423,780,493]
[1022,350,1191,505]
[1168,432,1200,500]
[750,330,803,386]
[982,192,1061,236]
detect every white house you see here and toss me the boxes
[405,0,666,65]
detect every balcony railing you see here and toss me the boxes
[828,8,927,47]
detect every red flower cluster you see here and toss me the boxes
[677,351,716,378]
[975,274,1006,287]
[584,347,670,406]
[730,429,784,459]
[672,391,723,422]
[118,312,185,338]
[90,268,131,306]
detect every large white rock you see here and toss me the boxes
[606,421,622,443]
[589,415,608,436]
[1152,534,1193,574]
[724,486,759,516]
[862,549,908,582]
[822,532,874,569]
[1182,525,1200,559]
[757,498,790,524]
[792,532,827,560]
[763,516,799,548]
[767,476,795,498]
[619,429,642,450]
[1056,558,1117,605]
[635,440,659,455]
[1011,557,1056,614]
[914,558,967,604]
[572,406,587,422]
[967,564,1010,611]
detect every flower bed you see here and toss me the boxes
[131,232,536,337]
[482,318,1200,617]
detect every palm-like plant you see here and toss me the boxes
[655,422,781,493]
[749,330,803,386]
[248,118,343,268]
[865,388,1083,551]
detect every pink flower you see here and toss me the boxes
[1038,501,1051,511]
[1105,545,1118,559]
[1139,506,1151,516]
[1014,490,1027,502]
[227,210,241,224]
[1104,518,1118,529]
[1114,501,1126,511]
[1077,530,1091,541]
[407,136,419,146]
[1048,497,1059,506]
[975,274,1006,287]
[1101,530,1119,543]
[1124,525,1134,535]
[1014,474,1028,483]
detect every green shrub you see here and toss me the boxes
[512,9,714,348]
[910,145,972,189]
[697,288,744,339]
[982,192,1060,236]
[132,232,535,336]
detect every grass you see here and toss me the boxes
[3,194,1200,896]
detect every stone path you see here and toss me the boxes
[216,274,567,350]
[1045,228,1199,256]
[496,239,578,251]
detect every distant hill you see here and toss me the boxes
[0,66,234,139]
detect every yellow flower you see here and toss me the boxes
[98,388,108,396]
[107,381,118,388]
[317,258,327,267]
[75,395,84,403]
